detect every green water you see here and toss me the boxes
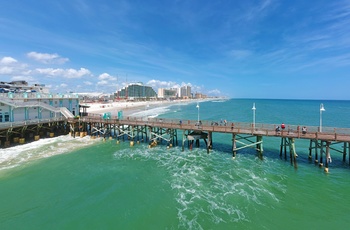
[1,99,350,229]
[0,142,178,229]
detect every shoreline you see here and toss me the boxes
[83,98,215,117]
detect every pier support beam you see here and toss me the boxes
[308,139,336,172]
[325,141,331,173]
[280,137,298,168]
[319,141,324,167]
[232,134,236,158]
[343,142,347,163]
[186,131,208,151]
[182,130,186,152]
[232,134,263,158]
[207,131,212,154]
[256,136,263,159]
[149,127,177,148]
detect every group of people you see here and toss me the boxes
[275,123,285,132]
[275,123,307,134]
[180,119,308,135]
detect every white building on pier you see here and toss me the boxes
[0,81,78,123]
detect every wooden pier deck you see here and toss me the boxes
[2,114,350,172]
[77,115,350,142]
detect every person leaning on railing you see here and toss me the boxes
[302,126,307,134]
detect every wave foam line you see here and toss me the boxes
[113,146,288,229]
[0,135,99,171]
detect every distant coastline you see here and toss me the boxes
[83,98,217,117]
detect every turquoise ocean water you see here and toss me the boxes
[1,99,350,229]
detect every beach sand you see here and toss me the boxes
[82,99,202,118]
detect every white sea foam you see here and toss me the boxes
[0,135,99,171]
[130,106,171,118]
[113,146,287,229]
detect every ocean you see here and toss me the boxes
[1,99,350,229]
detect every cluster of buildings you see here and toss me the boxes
[0,80,207,123]
[114,82,207,101]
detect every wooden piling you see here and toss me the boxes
[232,134,237,158]
[308,139,313,160]
[325,141,331,173]
[343,142,347,162]
[319,141,324,167]
[207,131,212,154]
[182,130,186,152]
[288,138,297,168]
[315,140,319,164]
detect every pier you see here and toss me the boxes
[0,118,69,147]
[2,115,350,172]
[72,115,350,172]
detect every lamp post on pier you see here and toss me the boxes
[252,103,256,129]
[196,102,200,122]
[320,103,325,132]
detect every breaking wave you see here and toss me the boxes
[0,135,99,171]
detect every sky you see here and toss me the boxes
[0,0,350,99]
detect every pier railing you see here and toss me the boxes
[0,117,66,129]
[75,115,350,142]
[0,92,79,99]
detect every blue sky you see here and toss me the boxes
[0,0,350,99]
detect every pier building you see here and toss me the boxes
[0,87,78,146]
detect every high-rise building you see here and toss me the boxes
[180,86,191,98]
[158,88,177,99]
[115,83,157,100]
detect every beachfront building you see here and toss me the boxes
[195,92,207,99]
[0,80,50,94]
[0,82,78,123]
[158,88,177,99]
[179,86,191,99]
[115,82,157,101]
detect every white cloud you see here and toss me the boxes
[97,80,109,86]
[97,73,117,87]
[98,73,117,81]
[84,81,93,85]
[243,0,274,21]
[27,52,69,64]
[180,82,193,87]
[208,89,221,95]
[146,79,205,95]
[35,67,91,78]
[0,56,28,75]
[0,56,18,65]
[60,83,68,88]
[147,79,180,89]
[11,76,37,82]
[0,66,14,74]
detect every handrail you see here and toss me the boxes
[0,117,66,129]
[72,115,350,141]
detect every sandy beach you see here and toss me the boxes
[82,99,205,118]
